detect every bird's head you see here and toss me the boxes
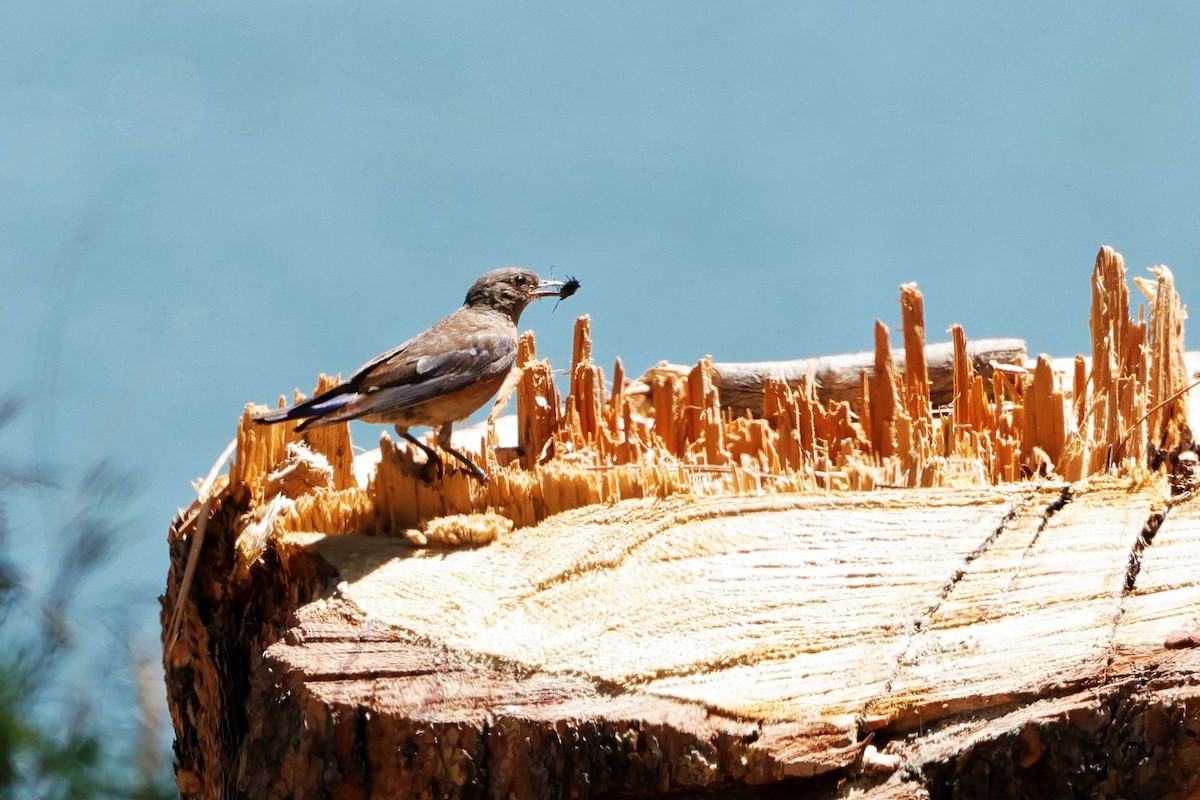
[464,268,570,322]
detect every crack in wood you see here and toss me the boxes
[1004,483,1074,595]
[932,486,1055,619]
[864,486,1063,721]
[1105,504,1170,670]
[1122,508,1166,595]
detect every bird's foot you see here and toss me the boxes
[444,445,489,484]
[399,430,445,484]
[460,462,489,484]
[418,452,445,484]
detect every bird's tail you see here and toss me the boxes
[254,390,355,431]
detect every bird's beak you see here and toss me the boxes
[531,278,568,298]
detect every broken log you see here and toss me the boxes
[163,246,1200,799]
[638,337,1029,417]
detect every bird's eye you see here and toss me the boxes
[513,275,526,286]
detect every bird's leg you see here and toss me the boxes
[397,427,443,482]
[437,422,489,484]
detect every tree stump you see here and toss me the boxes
[163,247,1200,798]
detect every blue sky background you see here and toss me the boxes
[3,1,1198,753]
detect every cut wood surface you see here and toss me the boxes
[163,247,1200,798]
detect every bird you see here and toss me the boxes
[255,267,577,482]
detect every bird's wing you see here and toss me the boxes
[305,328,518,424]
[353,324,517,391]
